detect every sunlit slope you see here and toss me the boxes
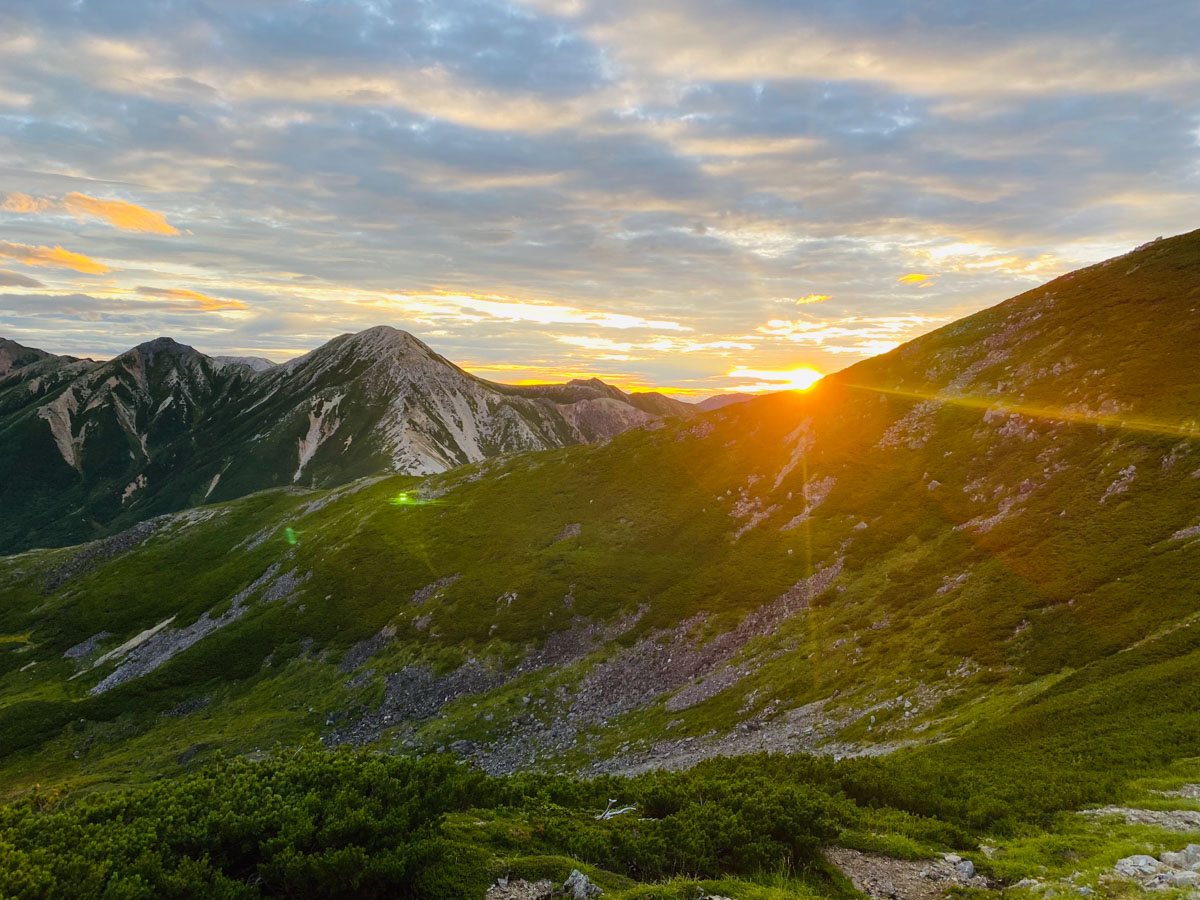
[0,230,1199,791]
[844,231,1200,432]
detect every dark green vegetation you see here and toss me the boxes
[1,230,1200,897]
[0,749,861,899]
[3,736,1198,898]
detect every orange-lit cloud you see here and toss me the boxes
[898,273,934,283]
[63,193,178,234]
[795,294,830,304]
[915,242,1062,277]
[0,241,111,274]
[1,193,54,214]
[135,286,247,311]
[2,191,178,234]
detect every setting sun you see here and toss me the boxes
[728,365,824,392]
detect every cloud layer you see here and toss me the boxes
[0,0,1196,395]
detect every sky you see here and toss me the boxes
[1,1,1198,397]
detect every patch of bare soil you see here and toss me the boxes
[826,847,990,900]
[485,878,553,900]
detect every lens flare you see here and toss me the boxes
[845,382,1200,441]
[389,492,435,507]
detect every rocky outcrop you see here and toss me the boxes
[1113,846,1200,890]
[43,518,167,592]
[1084,806,1200,833]
[87,564,306,694]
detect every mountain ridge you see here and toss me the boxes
[0,326,698,553]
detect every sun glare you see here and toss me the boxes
[729,366,824,392]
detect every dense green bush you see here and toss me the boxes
[0,750,490,900]
[500,757,847,879]
[0,749,853,898]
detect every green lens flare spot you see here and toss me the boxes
[284,526,298,545]
[388,491,438,508]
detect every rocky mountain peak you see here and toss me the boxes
[341,325,427,356]
[568,376,617,391]
[564,377,628,402]
[124,336,203,369]
[282,325,434,378]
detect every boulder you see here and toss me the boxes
[1166,870,1200,889]
[563,869,602,899]
[1160,850,1188,869]
[955,860,976,880]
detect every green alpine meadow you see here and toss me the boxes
[1,230,1199,897]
